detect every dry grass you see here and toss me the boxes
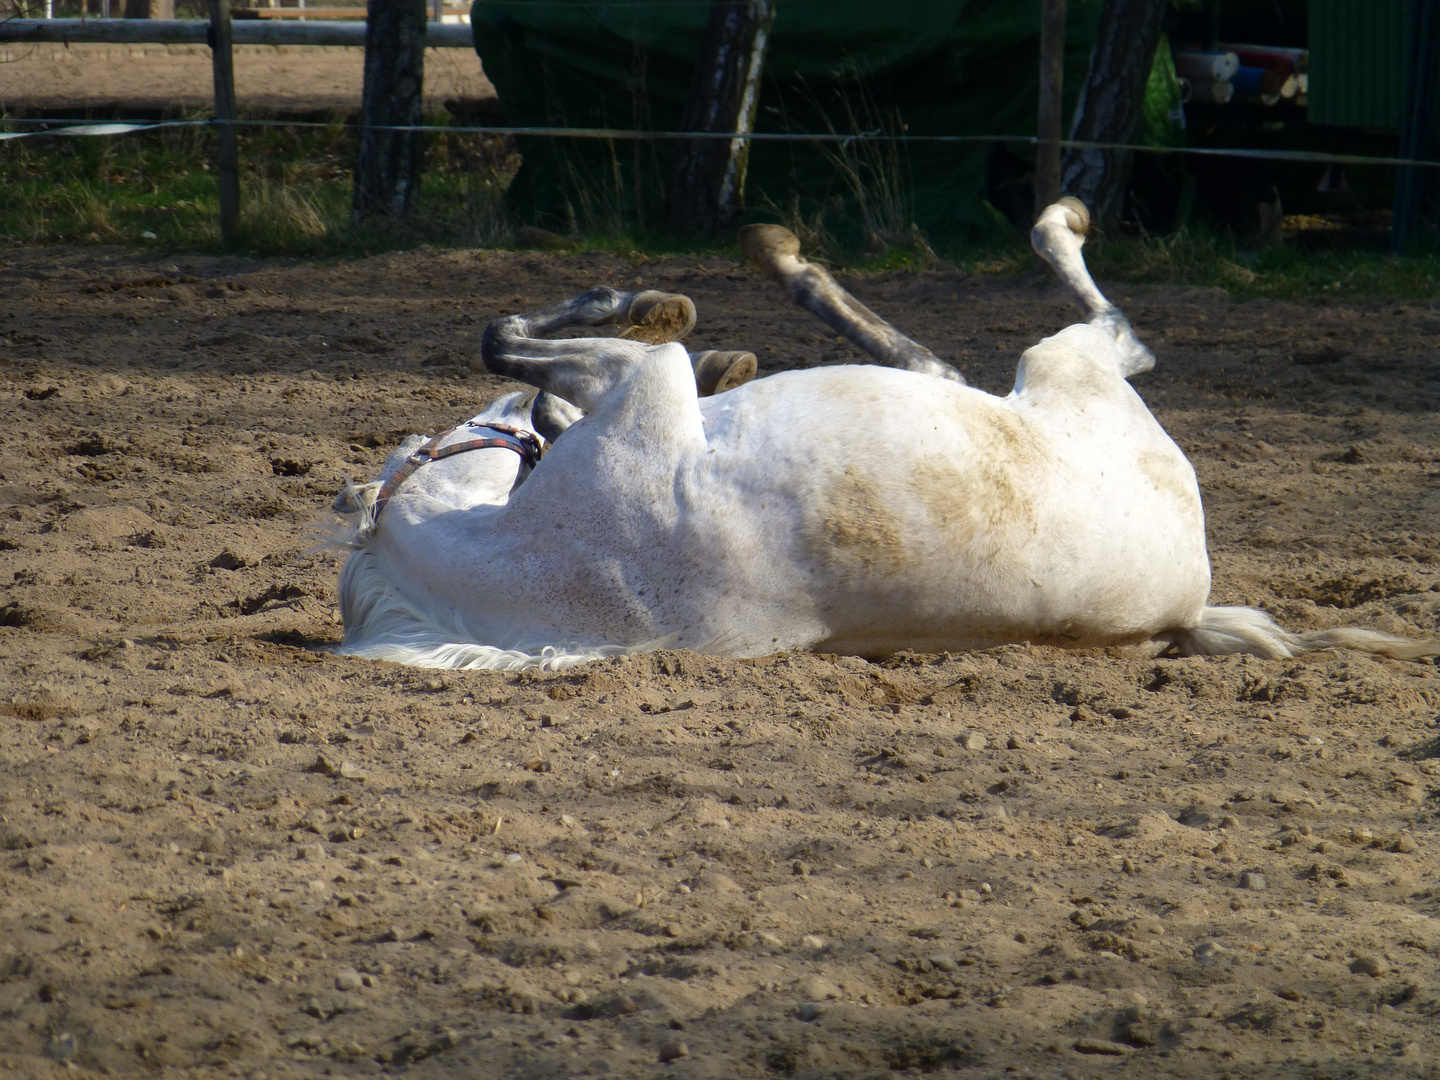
[240,177,329,251]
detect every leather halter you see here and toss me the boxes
[373,421,544,519]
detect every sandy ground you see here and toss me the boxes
[0,42,495,116]
[1,241,1440,1080]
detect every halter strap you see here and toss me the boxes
[373,421,544,519]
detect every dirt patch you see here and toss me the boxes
[0,42,495,116]
[2,242,1440,1078]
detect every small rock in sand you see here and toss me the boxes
[1074,1038,1129,1056]
[801,975,842,1000]
[335,969,363,991]
[1349,955,1388,977]
[1193,941,1226,961]
[658,1040,689,1062]
[959,732,988,751]
[46,1033,78,1062]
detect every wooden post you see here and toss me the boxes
[666,0,775,236]
[1035,0,1066,221]
[353,0,427,220]
[209,0,240,245]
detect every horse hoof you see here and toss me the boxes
[692,350,758,396]
[1055,196,1091,235]
[739,224,802,282]
[620,291,697,344]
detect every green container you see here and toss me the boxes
[1309,0,1415,130]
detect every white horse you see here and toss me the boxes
[331,199,1437,670]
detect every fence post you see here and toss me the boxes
[1034,0,1066,220]
[209,0,241,244]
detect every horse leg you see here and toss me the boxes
[1030,198,1155,377]
[531,391,584,443]
[691,350,758,396]
[612,292,756,396]
[738,224,964,383]
[491,285,696,343]
[482,286,697,413]
[486,286,759,418]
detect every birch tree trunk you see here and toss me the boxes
[353,0,427,221]
[666,0,775,236]
[1060,0,1167,225]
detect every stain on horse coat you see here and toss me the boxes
[1138,449,1199,509]
[810,465,906,574]
[910,410,1040,561]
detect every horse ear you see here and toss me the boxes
[333,480,382,516]
[532,392,583,444]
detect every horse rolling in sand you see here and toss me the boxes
[330,198,1439,671]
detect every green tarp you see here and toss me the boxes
[470,0,1106,243]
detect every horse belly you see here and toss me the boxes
[694,389,1209,655]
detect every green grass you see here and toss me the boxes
[0,117,515,255]
[4,117,1440,302]
[1078,228,1440,302]
[887,226,1440,303]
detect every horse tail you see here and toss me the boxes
[1162,605,1440,661]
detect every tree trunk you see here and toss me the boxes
[666,0,775,236]
[352,0,427,222]
[125,0,174,17]
[1034,0,1067,221]
[1060,0,1167,226]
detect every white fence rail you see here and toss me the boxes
[0,17,473,46]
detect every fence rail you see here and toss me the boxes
[235,6,469,19]
[0,17,473,46]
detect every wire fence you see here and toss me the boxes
[4,115,1440,173]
